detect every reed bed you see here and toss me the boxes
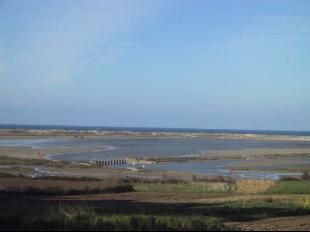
[236,179,276,194]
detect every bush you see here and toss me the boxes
[302,172,310,181]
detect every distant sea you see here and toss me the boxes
[1,124,310,136]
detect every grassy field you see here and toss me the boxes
[268,181,310,195]
[0,174,309,231]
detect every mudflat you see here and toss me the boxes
[0,146,99,159]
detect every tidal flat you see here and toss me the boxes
[1,129,310,179]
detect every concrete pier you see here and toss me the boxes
[95,159,127,166]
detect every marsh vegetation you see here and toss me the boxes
[0,173,309,230]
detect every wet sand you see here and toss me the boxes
[1,143,310,161]
[1,131,310,161]
[0,146,99,159]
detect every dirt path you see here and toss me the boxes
[226,215,310,231]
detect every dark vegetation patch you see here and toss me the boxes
[280,172,310,181]
[190,200,310,222]
[1,197,309,230]
[0,176,134,196]
[0,155,67,167]
[0,203,228,231]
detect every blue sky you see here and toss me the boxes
[0,0,309,130]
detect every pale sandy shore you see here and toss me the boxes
[1,128,310,141]
[201,148,310,158]
[0,146,97,159]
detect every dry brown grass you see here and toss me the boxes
[226,215,310,231]
[236,179,276,194]
[0,176,134,195]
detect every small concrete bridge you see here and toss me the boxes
[94,159,127,166]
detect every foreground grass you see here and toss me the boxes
[190,198,310,222]
[268,181,310,195]
[0,175,309,230]
[1,195,309,230]
[0,204,228,231]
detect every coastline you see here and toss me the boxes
[1,128,310,141]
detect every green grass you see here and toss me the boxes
[0,204,228,231]
[268,181,310,194]
[1,196,309,230]
[134,182,234,193]
[189,198,310,222]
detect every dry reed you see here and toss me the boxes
[236,179,276,194]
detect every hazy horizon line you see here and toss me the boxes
[1,122,310,133]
